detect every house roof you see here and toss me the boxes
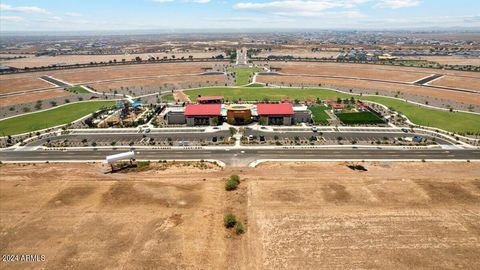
[184,104,221,116]
[197,96,224,102]
[257,103,294,116]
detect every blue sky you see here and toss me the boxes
[0,0,479,31]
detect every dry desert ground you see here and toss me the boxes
[0,52,225,69]
[90,74,225,92]
[403,56,480,66]
[0,77,54,95]
[0,90,71,108]
[256,74,480,106]
[430,76,480,92]
[256,50,339,59]
[255,61,480,78]
[1,161,479,270]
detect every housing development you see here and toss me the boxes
[1,0,480,269]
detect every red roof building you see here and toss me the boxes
[257,103,294,116]
[197,96,224,104]
[184,104,222,117]
[331,103,345,109]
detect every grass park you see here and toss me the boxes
[180,87,480,134]
[66,86,91,94]
[2,86,479,136]
[308,105,330,125]
[336,111,385,125]
[227,67,263,86]
[0,100,115,136]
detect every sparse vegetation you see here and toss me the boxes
[224,213,237,228]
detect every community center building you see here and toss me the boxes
[165,96,312,126]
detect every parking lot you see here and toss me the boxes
[27,130,231,147]
[243,128,452,146]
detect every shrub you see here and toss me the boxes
[235,222,245,235]
[224,213,237,228]
[230,175,240,184]
[225,179,239,191]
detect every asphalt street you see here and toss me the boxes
[1,148,479,167]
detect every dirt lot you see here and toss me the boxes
[248,162,480,269]
[0,52,225,68]
[90,74,225,92]
[256,50,339,59]
[52,62,227,84]
[430,76,480,91]
[256,75,480,106]
[260,62,427,82]
[0,89,71,108]
[0,77,55,94]
[1,161,479,269]
[402,56,480,66]
[255,61,480,78]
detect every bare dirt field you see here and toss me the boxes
[1,161,479,269]
[402,56,480,66]
[260,62,427,82]
[0,89,71,108]
[256,50,339,59]
[0,52,225,68]
[255,61,480,78]
[0,77,55,94]
[256,74,480,106]
[90,74,225,92]
[430,76,480,91]
[248,161,480,270]
[51,62,227,84]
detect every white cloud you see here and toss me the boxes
[234,1,373,12]
[234,0,372,17]
[375,0,421,9]
[65,12,82,17]
[0,3,49,14]
[275,10,366,18]
[0,15,25,22]
[152,0,175,3]
[188,0,211,3]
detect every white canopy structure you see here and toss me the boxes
[105,151,135,164]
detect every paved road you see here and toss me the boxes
[414,74,443,85]
[236,48,248,66]
[1,148,479,167]
[40,76,71,87]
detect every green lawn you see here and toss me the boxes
[245,83,265,87]
[309,105,330,125]
[361,96,480,134]
[336,111,385,125]
[0,101,115,136]
[161,94,175,101]
[227,67,263,86]
[186,87,353,102]
[66,86,91,94]
[184,87,480,134]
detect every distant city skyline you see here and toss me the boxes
[0,0,479,32]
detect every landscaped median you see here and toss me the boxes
[180,87,480,134]
[0,100,116,136]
